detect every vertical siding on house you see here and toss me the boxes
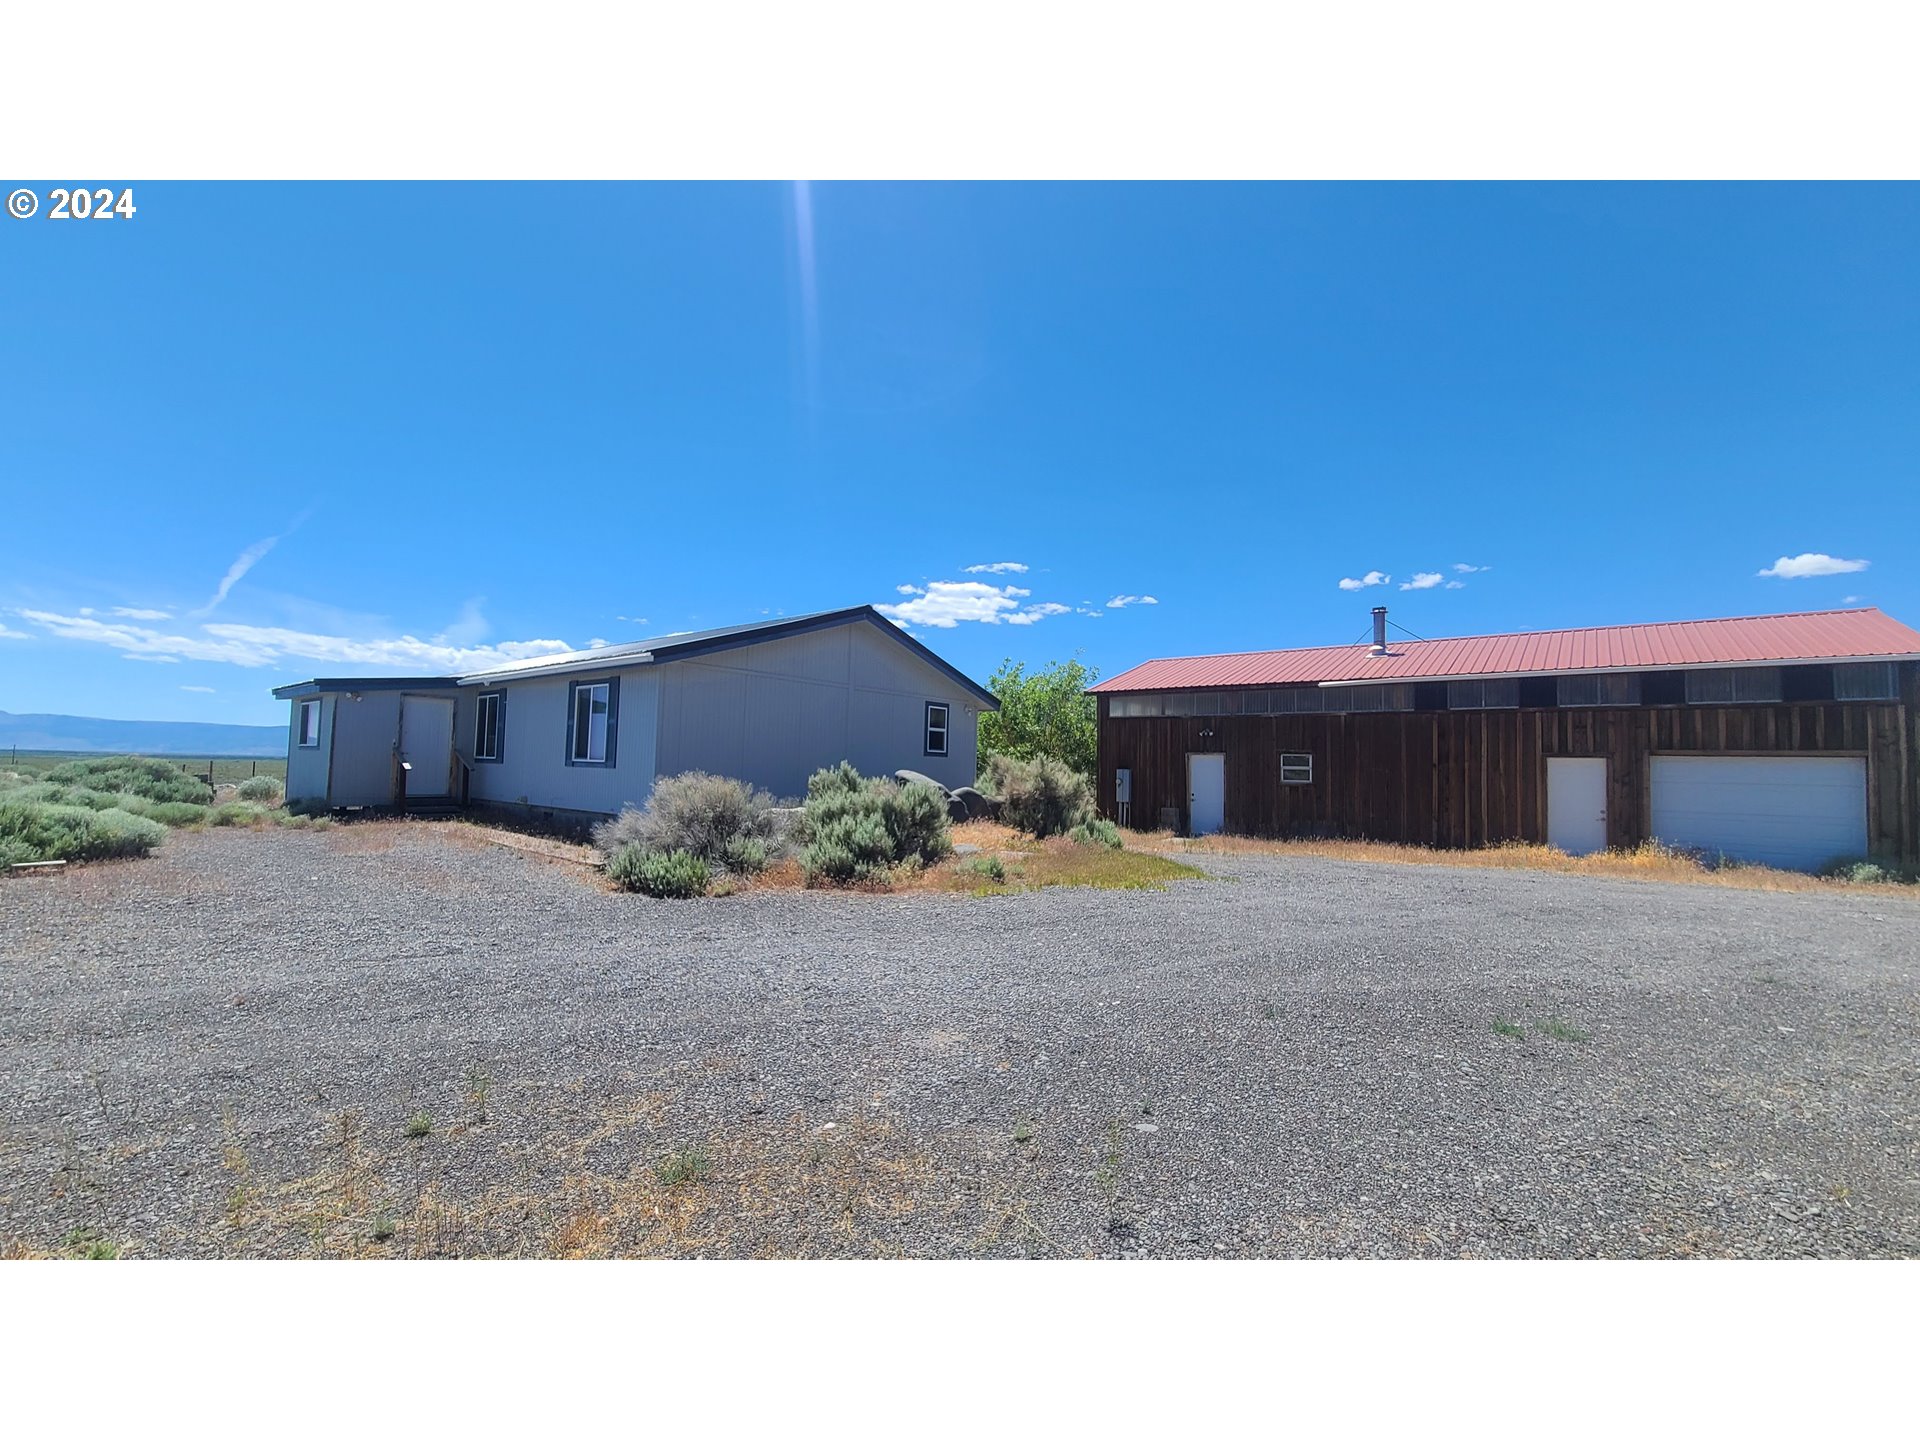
[652,621,982,798]
[284,695,332,805]
[462,670,660,816]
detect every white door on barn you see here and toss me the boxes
[1547,757,1607,855]
[1188,752,1225,836]
[399,696,455,798]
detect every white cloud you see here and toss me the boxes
[1006,603,1071,626]
[1843,595,1865,605]
[180,685,216,693]
[1444,580,1466,590]
[961,561,1028,575]
[1400,572,1445,591]
[0,622,30,640]
[17,609,575,673]
[586,638,610,649]
[874,581,1074,629]
[123,653,181,663]
[194,533,283,615]
[108,606,172,620]
[1453,563,1489,574]
[1338,571,1391,591]
[1106,595,1159,609]
[1757,553,1869,579]
[615,615,649,625]
[895,584,921,595]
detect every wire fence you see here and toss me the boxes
[2,750,288,787]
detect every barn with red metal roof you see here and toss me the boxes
[1094,606,1920,870]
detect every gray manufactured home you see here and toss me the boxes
[272,606,997,823]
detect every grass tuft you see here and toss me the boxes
[1537,1015,1590,1043]
[655,1144,711,1187]
[1492,1017,1526,1039]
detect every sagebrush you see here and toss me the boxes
[0,799,168,863]
[235,775,285,803]
[987,753,1095,838]
[593,772,781,867]
[43,756,212,805]
[606,844,711,897]
[799,763,952,885]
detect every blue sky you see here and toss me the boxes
[2,182,1915,726]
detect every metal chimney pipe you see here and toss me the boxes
[1370,606,1389,656]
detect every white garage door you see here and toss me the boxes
[1650,756,1867,872]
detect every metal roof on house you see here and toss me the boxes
[1088,608,1920,693]
[274,606,999,708]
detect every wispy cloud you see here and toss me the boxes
[1106,594,1158,609]
[1843,595,1865,605]
[194,534,283,616]
[962,562,1029,575]
[1006,603,1071,626]
[615,615,649,625]
[0,621,30,640]
[1444,580,1466,590]
[895,583,919,594]
[1400,572,1445,591]
[179,684,215,693]
[1757,553,1869,579]
[1337,570,1391,591]
[1453,563,1490,574]
[108,606,172,620]
[433,597,491,647]
[16,609,575,672]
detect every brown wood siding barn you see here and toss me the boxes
[1096,661,1920,863]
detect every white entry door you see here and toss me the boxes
[1651,756,1866,871]
[1188,752,1225,835]
[399,696,455,798]
[1547,757,1607,855]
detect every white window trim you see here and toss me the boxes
[570,681,611,765]
[297,699,321,748]
[1280,752,1313,785]
[474,691,503,761]
[924,701,950,757]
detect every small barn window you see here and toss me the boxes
[566,679,617,766]
[1557,673,1642,707]
[297,699,321,747]
[1447,678,1520,710]
[924,702,949,757]
[1684,667,1782,704]
[474,692,504,762]
[1340,684,1414,713]
[1833,662,1897,701]
[1280,752,1313,785]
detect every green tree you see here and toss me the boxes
[978,657,1099,779]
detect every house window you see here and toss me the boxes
[297,699,321,748]
[474,692,504,762]
[1280,752,1313,785]
[566,679,616,766]
[1448,678,1520,710]
[924,702,949,757]
[1833,662,1898,701]
[1685,667,1782,704]
[1557,673,1642,707]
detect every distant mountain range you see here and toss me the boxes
[0,710,286,758]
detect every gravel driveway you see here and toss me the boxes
[3,824,1916,1258]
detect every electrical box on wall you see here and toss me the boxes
[1115,767,1131,827]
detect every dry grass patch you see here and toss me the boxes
[1139,833,1920,899]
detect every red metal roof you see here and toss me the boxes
[1089,608,1920,693]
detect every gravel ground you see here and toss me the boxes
[3,823,1917,1258]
